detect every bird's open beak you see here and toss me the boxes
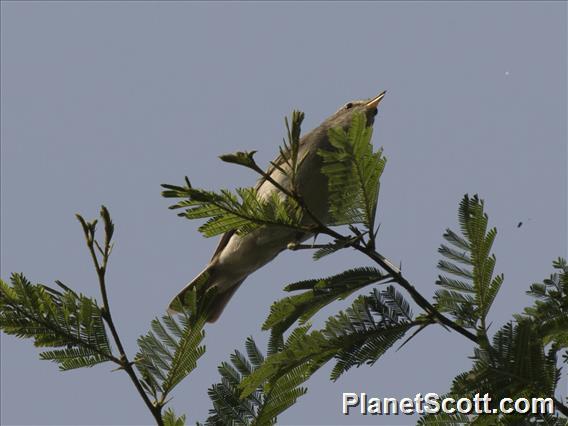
[366,91,386,109]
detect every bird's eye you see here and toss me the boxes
[345,102,353,109]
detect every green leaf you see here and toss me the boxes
[161,181,304,238]
[135,288,213,401]
[203,336,308,426]
[445,319,562,422]
[40,346,111,371]
[434,195,503,329]
[162,111,308,240]
[0,273,113,371]
[263,267,388,338]
[271,110,305,188]
[254,364,309,425]
[318,112,386,231]
[242,288,414,397]
[311,239,352,260]
[162,408,186,426]
[521,258,568,350]
[417,411,470,425]
[219,150,258,169]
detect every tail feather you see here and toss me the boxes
[168,267,244,323]
[167,267,211,314]
[206,279,245,323]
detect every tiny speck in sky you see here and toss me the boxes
[505,71,510,76]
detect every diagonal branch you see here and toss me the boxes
[247,161,479,345]
[77,208,165,426]
[552,397,568,417]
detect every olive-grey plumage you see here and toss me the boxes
[170,91,386,321]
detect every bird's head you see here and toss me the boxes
[325,90,387,130]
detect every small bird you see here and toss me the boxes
[170,91,387,321]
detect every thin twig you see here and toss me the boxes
[78,215,164,426]
[287,242,333,250]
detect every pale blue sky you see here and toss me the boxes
[1,1,566,425]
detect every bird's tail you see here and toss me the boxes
[168,267,244,323]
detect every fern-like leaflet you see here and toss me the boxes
[263,267,389,346]
[161,177,304,238]
[135,288,213,404]
[0,273,113,370]
[240,287,415,397]
[434,194,503,331]
[318,112,386,232]
[521,257,568,350]
[203,336,310,426]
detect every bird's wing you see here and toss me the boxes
[211,133,306,262]
[210,229,236,262]
[207,154,285,264]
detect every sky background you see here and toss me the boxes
[1,1,566,425]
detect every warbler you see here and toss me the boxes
[170,91,386,321]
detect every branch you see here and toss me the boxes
[353,246,479,344]
[552,397,568,417]
[247,162,479,345]
[77,208,164,426]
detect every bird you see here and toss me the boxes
[169,91,387,322]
